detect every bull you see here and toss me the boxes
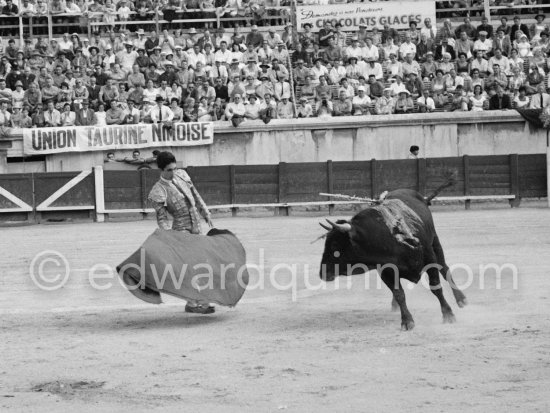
[319,188,467,331]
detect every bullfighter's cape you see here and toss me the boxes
[117,228,249,306]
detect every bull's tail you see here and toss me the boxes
[425,172,457,205]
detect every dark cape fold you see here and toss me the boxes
[117,228,249,307]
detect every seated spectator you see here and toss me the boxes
[405,73,424,99]
[95,103,107,126]
[225,94,246,126]
[445,69,464,94]
[435,39,456,61]
[296,97,313,118]
[389,75,407,96]
[488,85,512,110]
[106,100,125,125]
[31,102,46,127]
[375,88,395,115]
[485,64,509,93]
[244,94,262,120]
[471,50,489,75]
[277,94,294,119]
[367,75,384,99]
[338,78,354,100]
[315,92,333,117]
[473,31,492,58]
[449,85,469,112]
[363,57,383,81]
[431,69,447,107]
[455,31,474,60]
[488,48,510,75]
[394,90,414,114]
[75,99,97,126]
[60,103,76,126]
[44,100,61,127]
[469,85,486,112]
[513,86,530,109]
[352,86,371,116]
[421,52,437,81]
[417,88,435,113]
[438,53,455,75]
[529,83,550,109]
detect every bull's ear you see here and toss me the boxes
[319,222,332,231]
[326,219,351,233]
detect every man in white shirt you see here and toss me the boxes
[361,38,379,61]
[133,29,147,50]
[529,84,550,109]
[214,41,232,64]
[352,86,371,115]
[44,100,61,127]
[225,94,246,121]
[117,42,138,75]
[361,57,383,80]
[150,96,174,124]
[473,31,492,58]
[399,34,416,60]
[417,88,435,112]
[19,0,35,17]
[389,75,407,96]
[488,48,510,75]
[58,33,73,53]
[344,38,363,60]
[0,99,11,126]
[420,18,437,41]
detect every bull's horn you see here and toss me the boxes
[326,219,351,233]
[319,222,332,231]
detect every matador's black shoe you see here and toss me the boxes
[185,304,215,314]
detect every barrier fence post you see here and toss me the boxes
[483,0,491,22]
[326,160,334,215]
[547,131,550,208]
[509,153,521,208]
[229,164,237,217]
[277,162,289,216]
[417,157,427,195]
[463,155,471,210]
[94,166,105,222]
[370,159,377,199]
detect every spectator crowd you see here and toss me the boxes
[0,4,549,130]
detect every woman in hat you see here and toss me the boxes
[394,90,414,114]
[530,13,548,44]
[515,34,532,58]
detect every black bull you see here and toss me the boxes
[319,189,467,331]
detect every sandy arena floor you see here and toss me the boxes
[1,207,550,412]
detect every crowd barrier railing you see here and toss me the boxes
[0,155,546,223]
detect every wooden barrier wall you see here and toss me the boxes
[0,155,547,221]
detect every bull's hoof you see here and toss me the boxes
[443,313,456,324]
[457,298,468,308]
[401,320,415,331]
